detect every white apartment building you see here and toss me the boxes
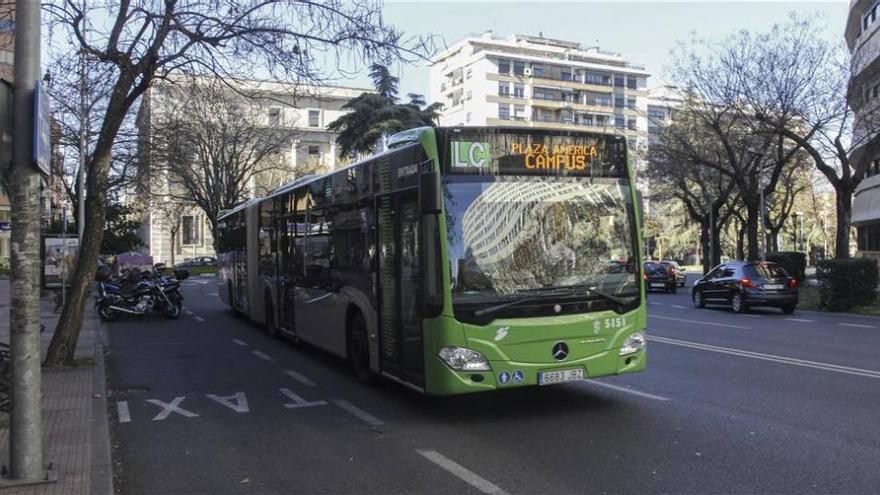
[135,76,370,265]
[429,32,650,153]
[847,1,880,258]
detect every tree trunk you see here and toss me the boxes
[746,205,760,260]
[700,220,711,274]
[736,220,746,261]
[835,187,853,259]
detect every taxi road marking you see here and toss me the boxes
[284,369,316,387]
[418,450,510,495]
[333,399,384,426]
[116,401,131,423]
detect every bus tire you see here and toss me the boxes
[265,295,279,339]
[347,310,374,383]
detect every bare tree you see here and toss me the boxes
[43,0,430,367]
[149,77,294,251]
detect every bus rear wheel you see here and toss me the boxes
[347,311,374,383]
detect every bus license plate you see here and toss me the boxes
[538,368,584,386]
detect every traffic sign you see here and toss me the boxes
[33,79,50,176]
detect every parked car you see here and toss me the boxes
[175,256,217,268]
[659,260,686,287]
[691,261,798,314]
[644,261,678,294]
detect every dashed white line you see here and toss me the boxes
[417,450,510,495]
[649,314,750,330]
[785,318,814,323]
[648,301,663,306]
[252,350,275,362]
[333,399,385,426]
[184,310,194,316]
[649,335,880,379]
[116,401,131,423]
[284,369,316,387]
[838,323,876,329]
[581,380,670,401]
[194,316,205,322]
[233,339,248,346]
[672,304,686,309]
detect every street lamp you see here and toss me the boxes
[747,148,767,260]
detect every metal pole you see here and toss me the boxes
[709,207,714,268]
[759,164,765,261]
[9,0,44,481]
[61,208,66,308]
[77,48,86,243]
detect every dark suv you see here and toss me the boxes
[692,261,798,314]
[644,261,678,294]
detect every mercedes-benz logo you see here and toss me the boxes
[552,341,569,360]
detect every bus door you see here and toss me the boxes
[276,215,296,333]
[376,189,425,387]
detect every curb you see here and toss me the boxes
[88,317,114,495]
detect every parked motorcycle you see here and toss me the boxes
[95,264,189,321]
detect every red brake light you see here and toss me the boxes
[740,278,755,288]
[788,278,798,288]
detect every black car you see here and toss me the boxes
[644,261,678,294]
[175,256,217,268]
[691,261,798,314]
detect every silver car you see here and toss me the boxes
[660,260,686,287]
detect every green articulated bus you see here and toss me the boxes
[217,126,646,395]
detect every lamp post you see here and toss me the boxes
[747,148,768,260]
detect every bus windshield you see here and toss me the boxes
[444,175,639,305]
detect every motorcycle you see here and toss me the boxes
[95,264,189,321]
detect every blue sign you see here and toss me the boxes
[498,372,510,385]
[33,80,51,176]
[512,369,525,383]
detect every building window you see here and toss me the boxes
[182,215,201,245]
[615,116,625,129]
[627,77,638,89]
[498,104,510,120]
[498,82,510,96]
[586,72,608,85]
[513,60,525,76]
[627,97,637,109]
[596,115,609,127]
[307,145,321,163]
[498,59,510,74]
[513,104,525,120]
[615,96,625,108]
[466,90,472,100]
[864,3,878,32]
[465,112,471,123]
[513,84,524,98]
[648,107,666,120]
[307,109,320,127]
[869,159,880,178]
[614,76,625,88]
[627,118,637,130]
[858,223,880,251]
[532,64,544,77]
[268,107,281,126]
[465,67,472,79]
[649,126,662,135]
[561,68,572,81]
[580,114,594,126]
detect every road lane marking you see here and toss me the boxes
[279,388,327,409]
[648,302,663,306]
[838,323,876,329]
[146,397,199,420]
[333,399,385,426]
[252,350,275,362]
[785,318,814,323]
[184,310,194,316]
[116,401,131,423]
[649,314,750,330]
[672,304,686,309]
[194,316,205,322]
[284,369,316,387]
[417,450,510,495]
[206,392,250,413]
[582,380,670,401]
[233,339,248,346]
[649,335,880,379]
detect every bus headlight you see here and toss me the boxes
[619,331,646,356]
[439,347,491,371]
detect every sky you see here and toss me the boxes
[347,1,851,99]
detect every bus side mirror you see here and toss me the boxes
[420,172,441,215]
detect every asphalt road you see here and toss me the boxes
[106,275,880,494]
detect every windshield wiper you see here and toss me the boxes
[473,297,542,318]
[553,284,638,306]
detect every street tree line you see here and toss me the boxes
[647,16,877,272]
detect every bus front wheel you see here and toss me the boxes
[347,311,374,383]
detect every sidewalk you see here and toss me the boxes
[0,280,113,494]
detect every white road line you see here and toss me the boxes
[838,323,876,329]
[648,302,663,306]
[232,339,248,346]
[785,318,814,323]
[649,314,750,330]
[417,450,510,495]
[672,304,686,309]
[582,380,670,401]
[184,310,194,316]
[649,335,880,379]
[252,350,275,362]
[284,369,316,387]
[333,399,384,427]
[194,316,205,322]
[116,401,131,423]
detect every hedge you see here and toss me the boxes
[765,251,806,282]
[816,258,879,311]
